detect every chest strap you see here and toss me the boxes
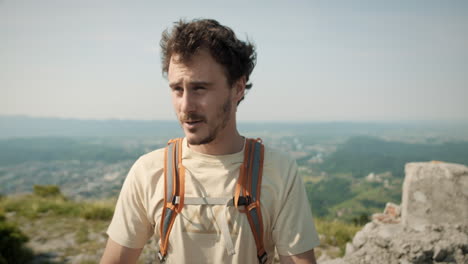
[158,138,267,264]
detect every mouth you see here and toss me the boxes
[185,119,202,124]
[183,119,204,130]
[180,113,205,130]
[183,118,203,124]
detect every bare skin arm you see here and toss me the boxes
[100,238,143,264]
[279,249,317,264]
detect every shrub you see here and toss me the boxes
[35,198,82,217]
[0,214,33,263]
[33,184,64,198]
[352,213,370,226]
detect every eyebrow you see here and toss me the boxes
[169,81,213,88]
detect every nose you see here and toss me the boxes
[179,89,196,114]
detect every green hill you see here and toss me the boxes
[305,174,402,222]
[318,136,468,178]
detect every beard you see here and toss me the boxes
[180,96,232,146]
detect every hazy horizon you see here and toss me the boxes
[2,0,468,122]
[3,114,468,124]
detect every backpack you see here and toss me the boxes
[158,138,268,264]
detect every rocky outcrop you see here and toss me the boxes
[336,222,468,264]
[402,162,468,231]
[321,162,468,264]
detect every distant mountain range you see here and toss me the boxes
[0,116,181,138]
[2,115,468,141]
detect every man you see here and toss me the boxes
[101,18,319,264]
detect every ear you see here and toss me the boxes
[232,76,246,104]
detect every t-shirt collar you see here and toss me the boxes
[182,137,245,164]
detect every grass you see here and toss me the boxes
[81,203,114,221]
[75,224,90,244]
[0,188,115,262]
[1,186,363,261]
[0,194,114,221]
[315,218,362,256]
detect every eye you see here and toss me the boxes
[194,86,205,91]
[171,86,183,93]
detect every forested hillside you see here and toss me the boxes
[0,137,147,166]
[317,136,468,178]
[305,136,468,221]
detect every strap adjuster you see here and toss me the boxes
[171,195,178,205]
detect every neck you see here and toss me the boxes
[188,124,244,156]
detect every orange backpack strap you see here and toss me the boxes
[235,138,267,264]
[159,137,266,263]
[158,138,185,263]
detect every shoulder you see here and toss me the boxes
[135,146,166,170]
[125,146,167,187]
[260,143,299,192]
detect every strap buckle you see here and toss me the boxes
[158,251,166,263]
[237,195,252,206]
[258,252,268,264]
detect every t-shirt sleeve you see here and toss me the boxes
[107,158,153,249]
[272,158,320,256]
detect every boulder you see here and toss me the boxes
[320,162,468,264]
[402,162,468,231]
[372,202,401,224]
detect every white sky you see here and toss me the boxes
[1,0,467,122]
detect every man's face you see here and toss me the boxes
[168,49,241,145]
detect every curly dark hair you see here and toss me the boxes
[160,18,256,104]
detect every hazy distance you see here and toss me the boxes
[1,0,467,122]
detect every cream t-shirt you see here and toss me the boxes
[107,138,320,263]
